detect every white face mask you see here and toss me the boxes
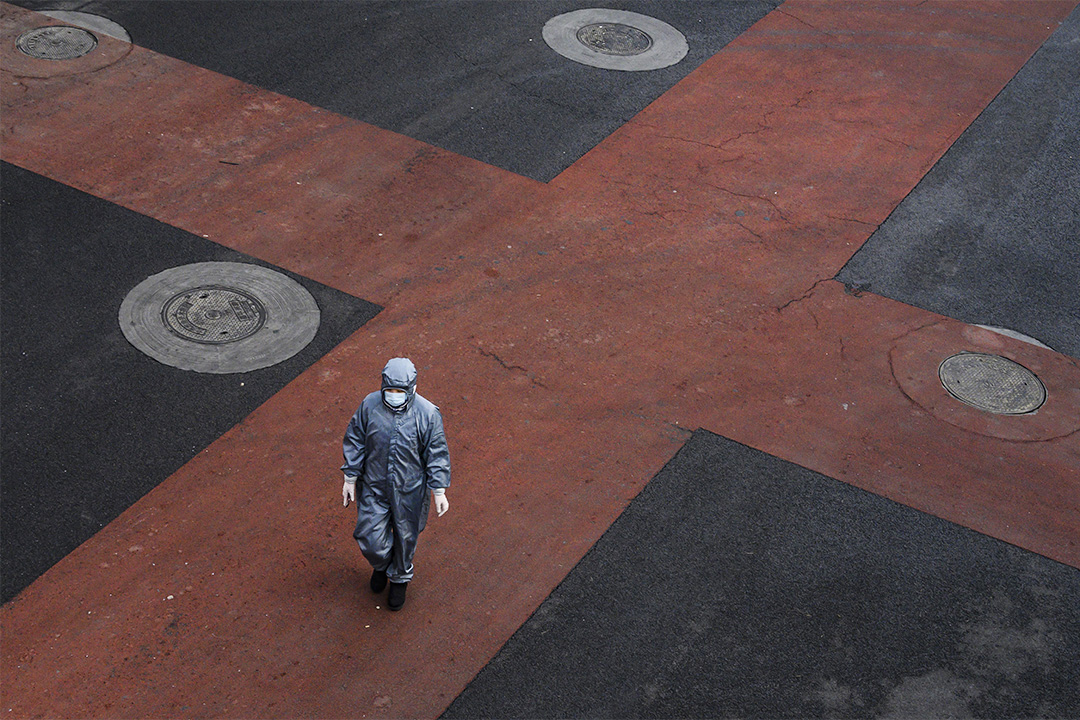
[384,390,408,407]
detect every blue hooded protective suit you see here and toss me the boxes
[341,358,451,583]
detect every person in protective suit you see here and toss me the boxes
[341,357,450,611]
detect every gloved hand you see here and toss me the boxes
[434,492,449,517]
[342,475,356,507]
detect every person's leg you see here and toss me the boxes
[354,484,393,588]
[386,513,418,584]
[386,514,419,610]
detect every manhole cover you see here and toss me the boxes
[543,9,688,71]
[938,353,1046,415]
[120,262,320,374]
[162,286,267,344]
[576,23,653,56]
[3,11,131,78]
[16,26,97,60]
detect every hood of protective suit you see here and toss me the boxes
[381,357,417,411]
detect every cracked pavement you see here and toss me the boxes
[2,1,1078,718]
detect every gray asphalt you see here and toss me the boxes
[837,6,1080,359]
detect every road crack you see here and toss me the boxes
[776,277,832,313]
[478,347,549,389]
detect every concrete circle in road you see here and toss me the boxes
[976,325,1052,350]
[36,10,132,43]
[2,10,131,77]
[543,9,687,71]
[120,262,320,374]
[889,321,1078,442]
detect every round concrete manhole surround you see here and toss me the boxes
[938,352,1046,415]
[120,262,320,374]
[889,321,1079,442]
[2,10,132,77]
[543,9,688,71]
[16,25,97,60]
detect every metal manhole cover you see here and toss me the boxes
[938,353,1046,415]
[576,23,653,56]
[162,286,267,345]
[543,9,688,71]
[16,26,97,60]
[120,262,320,374]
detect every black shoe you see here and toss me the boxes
[388,582,408,611]
[370,569,388,593]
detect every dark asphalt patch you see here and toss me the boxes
[837,6,1080,359]
[0,162,380,603]
[12,0,778,182]
[443,430,1080,719]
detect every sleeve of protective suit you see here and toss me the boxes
[341,402,368,479]
[421,409,451,492]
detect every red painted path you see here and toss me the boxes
[2,1,1078,717]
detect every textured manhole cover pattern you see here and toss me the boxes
[543,9,688,71]
[162,286,267,344]
[576,23,653,56]
[938,353,1046,415]
[16,26,97,60]
[120,262,320,374]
